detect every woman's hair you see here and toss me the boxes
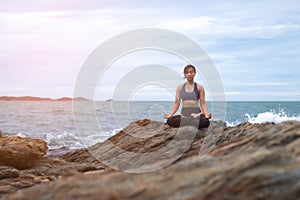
[184,64,196,74]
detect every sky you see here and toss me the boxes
[0,0,299,101]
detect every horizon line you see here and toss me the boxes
[0,95,299,102]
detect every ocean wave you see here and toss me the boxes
[16,131,84,150]
[245,110,300,124]
[224,109,300,127]
[13,127,123,151]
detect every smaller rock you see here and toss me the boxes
[0,185,14,194]
[0,166,20,179]
[10,180,36,188]
[0,136,48,169]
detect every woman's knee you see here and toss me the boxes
[167,116,181,127]
[198,116,210,129]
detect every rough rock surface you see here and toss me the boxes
[0,136,105,195]
[0,136,48,170]
[1,120,300,200]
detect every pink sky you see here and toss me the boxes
[1,1,299,100]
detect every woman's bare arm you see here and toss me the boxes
[198,84,211,119]
[164,86,181,119]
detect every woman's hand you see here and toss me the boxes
[191,112,212,119]
[205,113,212,119]
[164,114,172,119]
[191,113,201,118]
[164,113,185,119]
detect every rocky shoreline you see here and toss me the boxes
[0,119,299,199]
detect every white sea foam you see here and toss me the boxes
[14,128,123,150]
[245,110,300,124]
[224,121,238,127]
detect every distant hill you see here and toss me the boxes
[55,97,72,101]
[55,97,90,101]
[0,96,90,101]
[0,96,52,101]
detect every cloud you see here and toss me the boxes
[156,14,300,41]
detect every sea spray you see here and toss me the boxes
[246,109,300,124]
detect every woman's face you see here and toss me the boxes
[184,68,195,81]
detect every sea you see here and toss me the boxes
[0,101,299,152]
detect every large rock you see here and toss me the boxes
[1,120,299,200]
[0,134,106,196]
[60,119,273,172]
[0,136,48,170]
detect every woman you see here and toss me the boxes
[164,64,211,129]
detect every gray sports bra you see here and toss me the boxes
[180,83,200,101]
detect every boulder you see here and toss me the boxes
[0,136,48,170]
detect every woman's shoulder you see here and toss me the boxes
[175,84,184,94]
[196,83,204,91]
[177,83,185,90]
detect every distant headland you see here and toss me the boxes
[0,96,90,101]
